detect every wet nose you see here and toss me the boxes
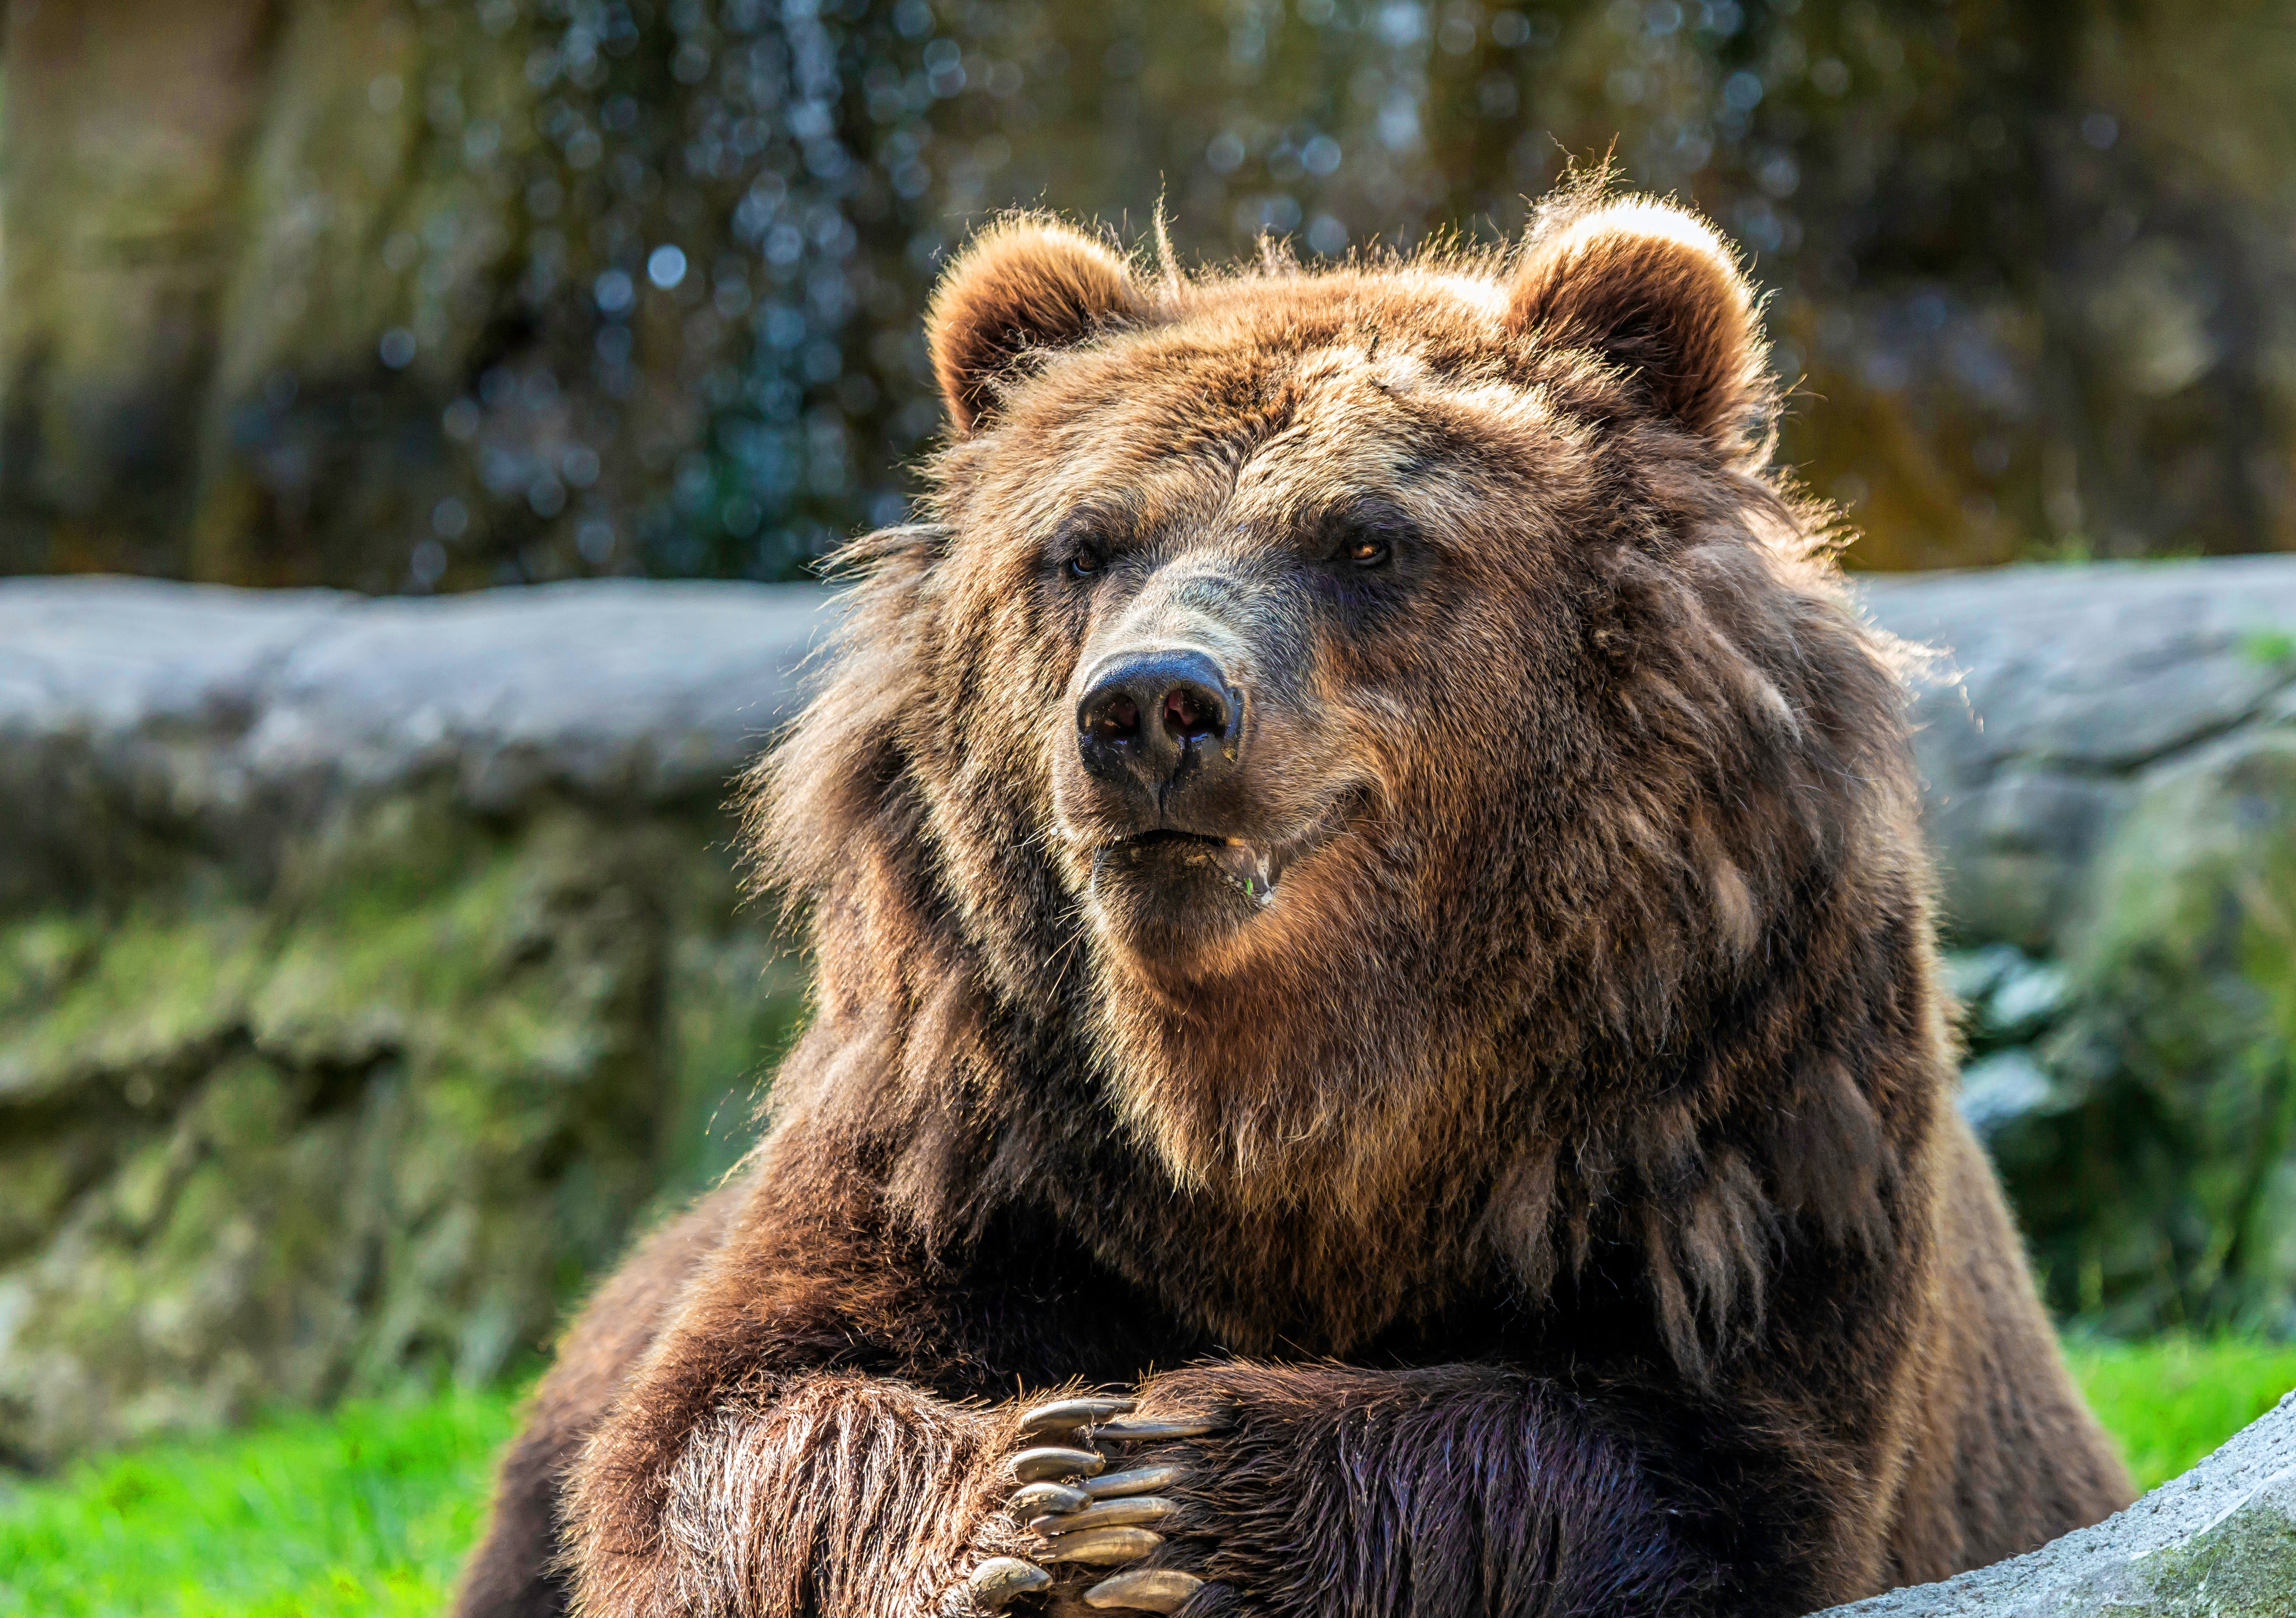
[1075,647,1240,794]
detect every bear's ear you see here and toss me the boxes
[926,219,1141,435]
[1504,194,1765,445]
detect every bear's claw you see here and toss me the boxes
[961,1556,1051,1611]
[1010,1481,1091,1516]
[1086,1416,1224,1441]
[1020,1397,1136,1436]
[1083,1569,1204,1613]
[1041,1526,1166,1565]
[1005,1397,1216,1611]
[1082,1462,1187,1498]
[1028,1495,1176,1536]
[1012,1445,1106,1482]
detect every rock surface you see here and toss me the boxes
[6,558,2296,1466]
[1864,557,2296,956]
[1809,1393,2296,1616]
[0,575,827,912]
[1864,560,2296,1336]
[0,576,831,1464]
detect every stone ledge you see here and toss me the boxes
[0,575,835,912]
[1861,557,2296,955]
[0,574,830,1461]
[0,573,834,815]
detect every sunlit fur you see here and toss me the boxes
[453,179,2130,1618]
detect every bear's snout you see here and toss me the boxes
[1049,553,1356,951]
[1074,645,1243,804]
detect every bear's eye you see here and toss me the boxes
[1345,534,1392,568]
[1065,549,1103,579]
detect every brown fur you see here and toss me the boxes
[456,178,2130,1618]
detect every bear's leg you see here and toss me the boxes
[569,1368,1063,1618]
[553,1151,1162,1618]
[451,1184,741,1618]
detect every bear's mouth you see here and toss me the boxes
[1109,830,1285,905]
[1098,805,1349,909]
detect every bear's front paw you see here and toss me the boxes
[1003,1396,1225,1614]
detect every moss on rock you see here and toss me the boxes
[1992,731,2296,1335]
[0,792,783,1466]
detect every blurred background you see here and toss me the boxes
[5,2,2296,1614]
[3,0,2292,593]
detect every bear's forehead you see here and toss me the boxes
[1125,270,1521,394]
[962,276,1579,534]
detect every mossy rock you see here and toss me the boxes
[1991,730,2296,1336]
[0,793,796,1466]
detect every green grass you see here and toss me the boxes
[1,1337,2291,1615]
[2063,1333,2296,1490]
[0,1389,519,1618]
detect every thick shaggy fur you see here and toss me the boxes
[454,180,2129,1618]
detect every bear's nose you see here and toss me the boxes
[1075,647,1240,797]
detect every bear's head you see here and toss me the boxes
[757,183,1921,1262]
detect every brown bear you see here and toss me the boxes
[452,178,2131,1618]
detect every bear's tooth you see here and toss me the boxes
[1209,839,1273,900]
